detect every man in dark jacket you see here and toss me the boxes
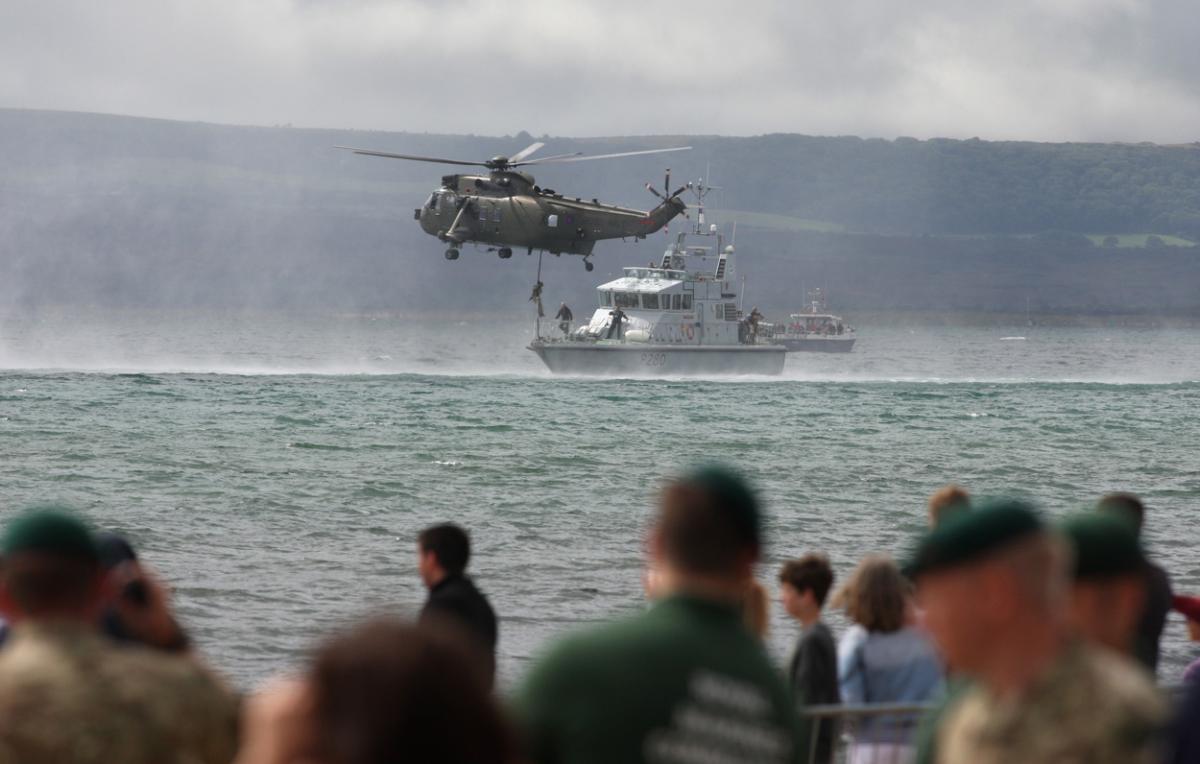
[1096,492,1173,675]
[418,523,498,687]
[779,554,839,764]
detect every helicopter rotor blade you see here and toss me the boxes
[668,185,690,198]
[509,151,584,166]
[335,147,488,167]
[506,142,546,163]
[645,183,666,200]
[519,146,691,165]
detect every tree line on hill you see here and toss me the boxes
[0,108,1197,315]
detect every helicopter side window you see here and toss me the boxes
[642,294,659,310]
[546,214,558,228]
[493,205,502,222]
[479,204,489,223]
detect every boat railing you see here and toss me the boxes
[797,687,1187,764]
[798,701,927,764]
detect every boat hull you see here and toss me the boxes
[775,337,856,353]
[529,341,787,376]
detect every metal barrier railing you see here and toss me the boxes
[800,687,1185,764]
[799,702,931,764]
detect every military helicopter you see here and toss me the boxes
[337,141,692,271]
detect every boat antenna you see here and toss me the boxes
[687,176,720,236]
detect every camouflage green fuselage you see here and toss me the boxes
[416,171,685,256]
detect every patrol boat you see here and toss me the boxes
[771,288,856,353]
[528,221,786,376]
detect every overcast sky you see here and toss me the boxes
[2,0,1197,142]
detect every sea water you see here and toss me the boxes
[1,309,1198,689]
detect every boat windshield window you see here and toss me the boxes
[682,294,693,310]
[642,294,660,309]
[615,292,639,309]
[600,291,612,307]
[673,294,682,310]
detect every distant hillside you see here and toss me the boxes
[1,108,1198,315]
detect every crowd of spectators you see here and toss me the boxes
[1,470,1197,763]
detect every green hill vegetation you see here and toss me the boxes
[1,108,1198,315]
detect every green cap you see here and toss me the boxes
[1,508,98,562]
[1060,512,1145,580]
[681,464,762,548]
[905,498,1043,578]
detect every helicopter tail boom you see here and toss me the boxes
[635,196,688,236]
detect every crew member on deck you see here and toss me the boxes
[748,307,763,341]
[606,306,626,340]
[555,302,574,336]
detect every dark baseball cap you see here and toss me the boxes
[905,498,1043,578]
[2,507,98,562]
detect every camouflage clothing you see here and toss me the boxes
[935,643,1167,764]
[0,622,239,764]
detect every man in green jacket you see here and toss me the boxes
[514,466,805,764]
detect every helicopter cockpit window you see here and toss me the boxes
[642,294,660,310]
[425,193,438,210]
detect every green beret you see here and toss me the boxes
[1060,513,1145,580]
[2,507,98,562]
[905,499,1043,578]
[681,464,762,548]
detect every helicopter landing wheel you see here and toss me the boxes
[584,260,594,272]
[498,248,513,259]
[444,248,460,261]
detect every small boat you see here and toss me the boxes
[771,288,856,353]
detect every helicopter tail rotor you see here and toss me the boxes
[646,168,692,217]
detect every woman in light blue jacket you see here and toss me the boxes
[836,554,944,764]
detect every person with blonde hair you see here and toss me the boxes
[837,554,943,764]
[926,485,970,528]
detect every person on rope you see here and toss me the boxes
[529,281,545,318]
